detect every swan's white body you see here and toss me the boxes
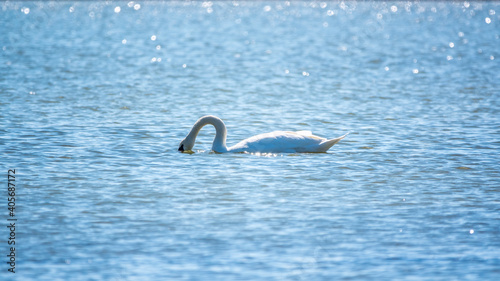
[178,116,348,153]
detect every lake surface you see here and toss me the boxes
[1,1,499,280]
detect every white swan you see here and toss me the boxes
[178,115,348,153]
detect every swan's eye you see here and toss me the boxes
[178,144,184,151]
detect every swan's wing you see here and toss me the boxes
[295,130,313,136]
[230,131,326,153]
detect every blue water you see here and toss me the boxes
[1,1,500,280]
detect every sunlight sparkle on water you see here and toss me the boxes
[202,1,213,8]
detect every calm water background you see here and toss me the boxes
[1,1,499,280]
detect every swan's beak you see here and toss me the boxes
[178,144,184,152]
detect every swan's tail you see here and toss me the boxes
[319,133,349,152]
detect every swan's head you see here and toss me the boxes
[178,137,195,152]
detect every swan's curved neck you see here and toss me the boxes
[187,116,228,152]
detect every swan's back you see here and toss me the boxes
[229,131,347,153]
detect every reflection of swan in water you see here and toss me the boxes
[178,115,348,153]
